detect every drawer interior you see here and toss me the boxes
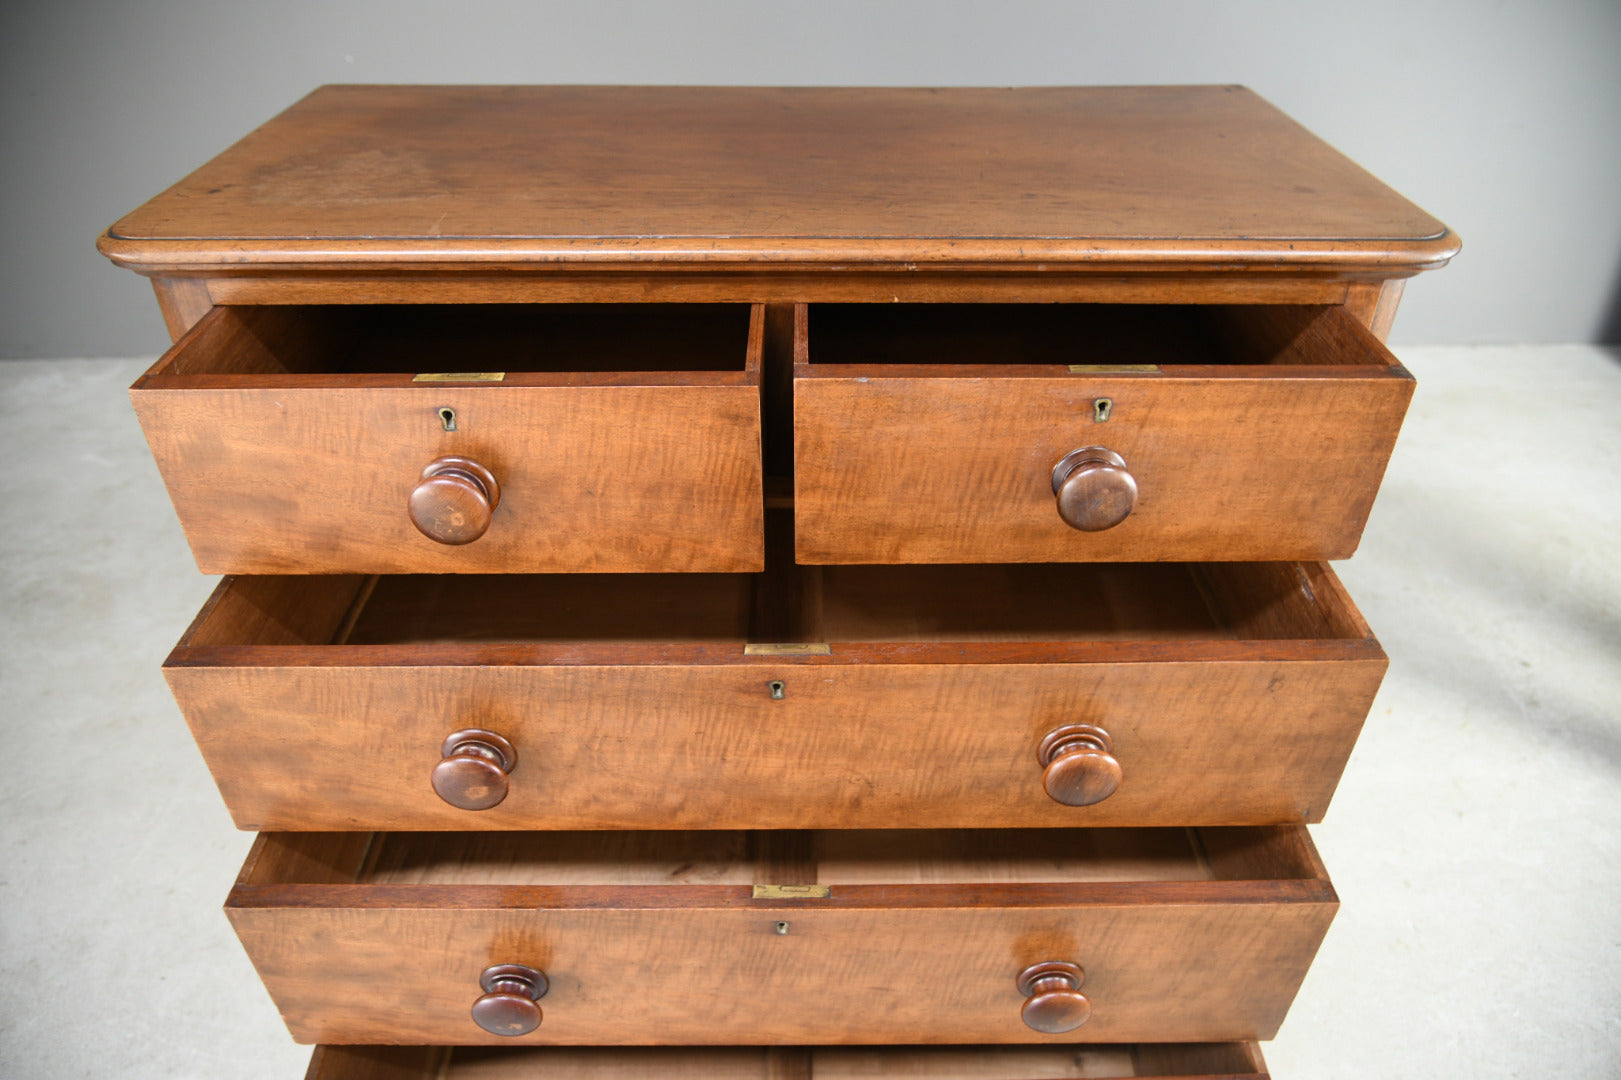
[241,826,1324,888]
[306,1042,1268,1079]
[180,532,1370,650]
[805,303,1391,369]
[150,303,753,376]
[344,572,757,644]
[807,561,1366,643]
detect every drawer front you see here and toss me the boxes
[131,305,765,574]
[794,304,1414,564]
[167,564,1385,831]
[228,829,1334,1046]
[172,656,1381,831]
[304,1041,1270,1078]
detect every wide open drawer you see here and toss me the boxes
[166,530,1384,831]
[131,303,765,573]
[793,303,1413,563]
[304,1042,1270,1079]
[230,826,1333,1045]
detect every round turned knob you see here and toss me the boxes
[1038,725,1122,807]
[409,456,501,545]
[432,729,517,811]
[471,963,548,1036]
[1017,961,1091,1034]
[1051,447,1136,532]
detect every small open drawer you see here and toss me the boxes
[304,1042,1270,1079]
[793,303,1414,563]
[166,520,1384,830]
[229,826,1333,1045]
[131,303,765,573]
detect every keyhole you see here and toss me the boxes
[438,407,457,432]
[1093,398,1113,423]
[774,921,791,935]
[768,680,786,700]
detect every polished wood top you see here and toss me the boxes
[100,84,1456,274]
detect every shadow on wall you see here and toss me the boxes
[1601,251,1621,346]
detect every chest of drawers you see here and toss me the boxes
[100,84,1455,1077]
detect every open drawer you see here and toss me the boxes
[230,826,1333,1045]
[166,518,1384,831]
[793,302,1414,563]
[131,303,765,573]
[304,1042,1271,1079]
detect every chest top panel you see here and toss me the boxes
[101,84,1455,273]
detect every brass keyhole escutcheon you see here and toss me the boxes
[1093,398,1112,422]
[768,680,786,700]
[438,407,458,432]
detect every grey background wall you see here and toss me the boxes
[3,0,1619,357]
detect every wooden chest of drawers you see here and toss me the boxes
[100,84,1455,1076]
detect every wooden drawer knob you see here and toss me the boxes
[471,963,548,1036]
[1017,961,1091,1033]
[410,456,501,545]
[1051,447,1136,531]
[1038,725,1121,807]
[431,729,517,811]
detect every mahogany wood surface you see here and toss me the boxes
[164,537,1384,830]
[229,827,1333,1045]
[99,86,1455,276]
[795,303,1414,564]
[1342,279,1408,345]
[1368,280,1408,343]
[151,277,213,340]
[303,1041,1269,1079]
[131,303,765,573]
[197,272,1368,308]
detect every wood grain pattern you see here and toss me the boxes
[339,829,1229,888]
[175,573,369,648]
[151,277,213,341]
[98,86,1456,275]
[238,831,376,888]
[165,558,1383,831]
[304,1042,1269,1079]
[795,303,1414,564]
[131,303,764,573]
[228,827,1333,1045]
[1369,280,1407,343]
[200,272,1362,309]
[304,1046,446,1080]
[1343,278,1408,344]
[1131,1043,1268,1078]
[301,1043,1267,1079]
